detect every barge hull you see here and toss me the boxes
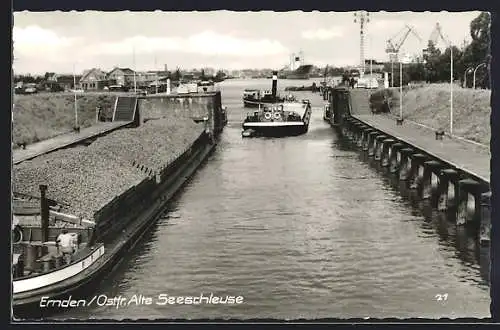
[13,133,216,317]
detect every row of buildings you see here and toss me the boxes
[44,66,171,91]
[16,65,227,92]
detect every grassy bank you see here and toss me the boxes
[12,92,127,147]
[370,84,491,145]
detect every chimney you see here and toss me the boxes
[40,184,49,243]
[164,64,168,72]
[271,71,278,101]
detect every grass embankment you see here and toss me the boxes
[370,84,491,145]
[12,92,125,147]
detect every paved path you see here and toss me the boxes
[13,121,131,164]
[348,88,490,184]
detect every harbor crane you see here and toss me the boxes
[423,22,448,56]
[385,24,422,87]
[385,24,422,62]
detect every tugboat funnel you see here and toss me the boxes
[271,71,278,101]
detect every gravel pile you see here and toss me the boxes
[13,116,205,220]
[89,117,205,171]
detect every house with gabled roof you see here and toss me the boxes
[79,68,109,90]
[107,67,137,87]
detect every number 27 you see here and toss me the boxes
[435,293,448,301]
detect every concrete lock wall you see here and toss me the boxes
[138,92,224,135]
[333,89,491,245]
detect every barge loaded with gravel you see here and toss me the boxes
[11,91,227,314]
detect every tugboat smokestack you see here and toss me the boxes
[272,71,278,101]
[40,184,49,243]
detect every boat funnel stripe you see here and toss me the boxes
[272,75,278,80]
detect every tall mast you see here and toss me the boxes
[354,11,370,77]
[133,46,137,91]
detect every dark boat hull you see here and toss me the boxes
[242,123,308,137]
[12,133,217,318]
[243,98,285,108]
[284,73,311,80]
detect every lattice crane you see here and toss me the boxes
[354,11,370,77]
[385,24,422,62]
[423,22,450,55]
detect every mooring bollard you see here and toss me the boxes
[398,148,414,180]
[408,154,427,193]
[362,129,374,151]
[421,160,442,201]
[356,130,365,147]
[381,138,395,167]
[353,124,364,146]
[437,169,460,212]
[456,179,480,226]
[479,191,491,246]
[374,135,387,161]
[367,132,378,156]
[389,143,405,173]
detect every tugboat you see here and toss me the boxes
[242,71,312,138]
[243,89,285,108]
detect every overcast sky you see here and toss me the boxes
[12,10,483,75]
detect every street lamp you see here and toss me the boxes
[73,63,79,130]
[133,46,137,92]
[450,44,454,136]
[464,67,473,88]
[473,63,486,89]
[369,35,373,79]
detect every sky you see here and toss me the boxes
[12,10,484,75]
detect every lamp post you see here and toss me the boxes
[473,62,486,89]
[391,55,395,87]
[369,35,373,79]
[73,63,78,130]
[464,67,473,88]
[133,46,137,92]
[450,45,453,136]
[399,60,403,121]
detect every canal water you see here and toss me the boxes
[61,79,490,320]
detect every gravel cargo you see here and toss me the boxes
[12,116,205,220]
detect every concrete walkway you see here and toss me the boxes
[349,89,490,184]
[13,121,131,165]
[352,115,490,184]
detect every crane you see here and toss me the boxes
[385,24,421,87]
[423,22,449,55]
[385,24,422,62]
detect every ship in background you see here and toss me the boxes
[278,51,314,80]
